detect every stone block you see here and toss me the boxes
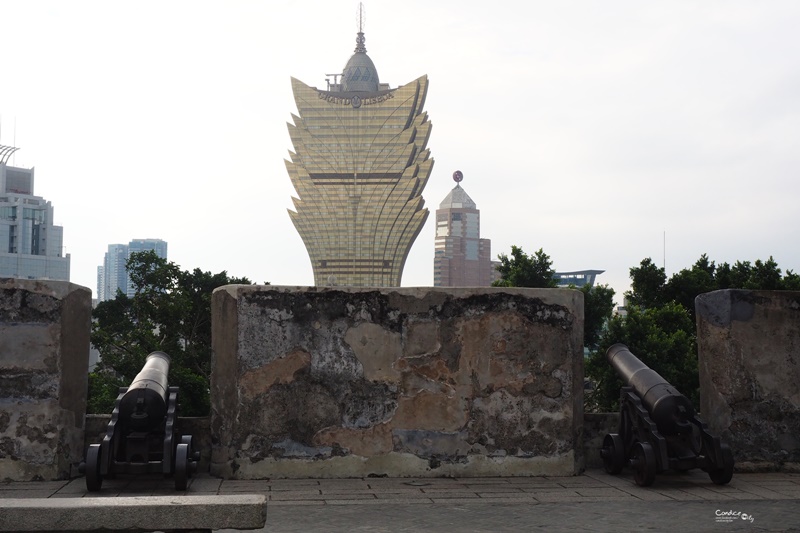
[0,279,91,480]
[210,286,584,478]
[696,289,800,467]
[0,494,267,532]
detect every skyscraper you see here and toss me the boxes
[97,238,167,301]
[125,238,168,297]
[434,171,492,287]
[0,145,70,281]
[285,12,433,287]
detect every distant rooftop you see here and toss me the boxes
[554,270,605,288]
[325,4,387,93]
[439,184,477,210]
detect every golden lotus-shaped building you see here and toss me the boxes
[285,26,433,287]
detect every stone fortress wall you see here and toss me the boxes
[0,279,91,480]
[1,281,798,480]
[210,286,585,478]
[697,289,800,470]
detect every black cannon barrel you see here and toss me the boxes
[606,343,694,435]
[119,351,171,431]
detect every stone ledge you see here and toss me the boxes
[0,494,266,532]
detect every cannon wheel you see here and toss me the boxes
[175,442,191,490]
[632,441,657,487]
[602,433,625,475]
[709,443,734,485]
[85,444,103,492]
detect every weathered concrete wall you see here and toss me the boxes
[0,279,91,480]
[583,412,620,469]
[697,289,800,470]
[87,414,615,476]
[210,286,584,478]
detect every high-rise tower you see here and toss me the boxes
[97,238,168,301]
[0,145,70,281]
[434,171,492,287]
[285,7,433,287]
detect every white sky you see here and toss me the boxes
[2,1,799,305]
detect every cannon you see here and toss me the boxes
[81,351,199,491]
[600,343,734,486]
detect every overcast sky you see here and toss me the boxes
[2,1,798,304]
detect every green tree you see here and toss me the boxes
[663,254,718,323]
[784,270,800,290]
[580,284,616,352]
[86,372,126,415]
[89,251,253,416]
[492,246,558,288]
[626,258,666,309]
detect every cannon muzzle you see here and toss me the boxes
[118,351,171,431]
[606,343,694,435]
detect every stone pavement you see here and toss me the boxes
[2,469,799,532]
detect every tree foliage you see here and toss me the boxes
[89,251,253,415]
[627,258,667,309]
[492,246,558,288]
[580,283,616,352]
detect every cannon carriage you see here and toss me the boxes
[600,343,734,486]
[82,351,199,491]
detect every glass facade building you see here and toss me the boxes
[285,26,433,287]
[0,147,70,281]
[97,238,167,301]
[554,270,604,288]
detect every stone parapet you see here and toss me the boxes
[696,289,800,469]
[0,494,267,532]
[210,285,584,478]
[0,279,91,480]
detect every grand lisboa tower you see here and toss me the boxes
[284,12,433,287]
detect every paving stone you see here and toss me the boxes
[265,480,322,487]
[428,497,492,504]
[0,490,53,499]
[326,498,405,505]
[656,490,703,501]
[522,488,581,497]
[574,487,630,497]
[380,490,436,497]
[266,499,325,506]
[268,492,328,501]
[454,478,512,485]
[367,488,427,495]
[424,492,480,499]
[320,488,380,495]
[187,477,222,492]
[53,480,92,494]
[475,493,538,501]
[0,481,67,490]
[617,489,676,501]
[461,485,524,493]
[737,486,798,500]
[419,487,477,494]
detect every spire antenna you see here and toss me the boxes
[354,3,367,53]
